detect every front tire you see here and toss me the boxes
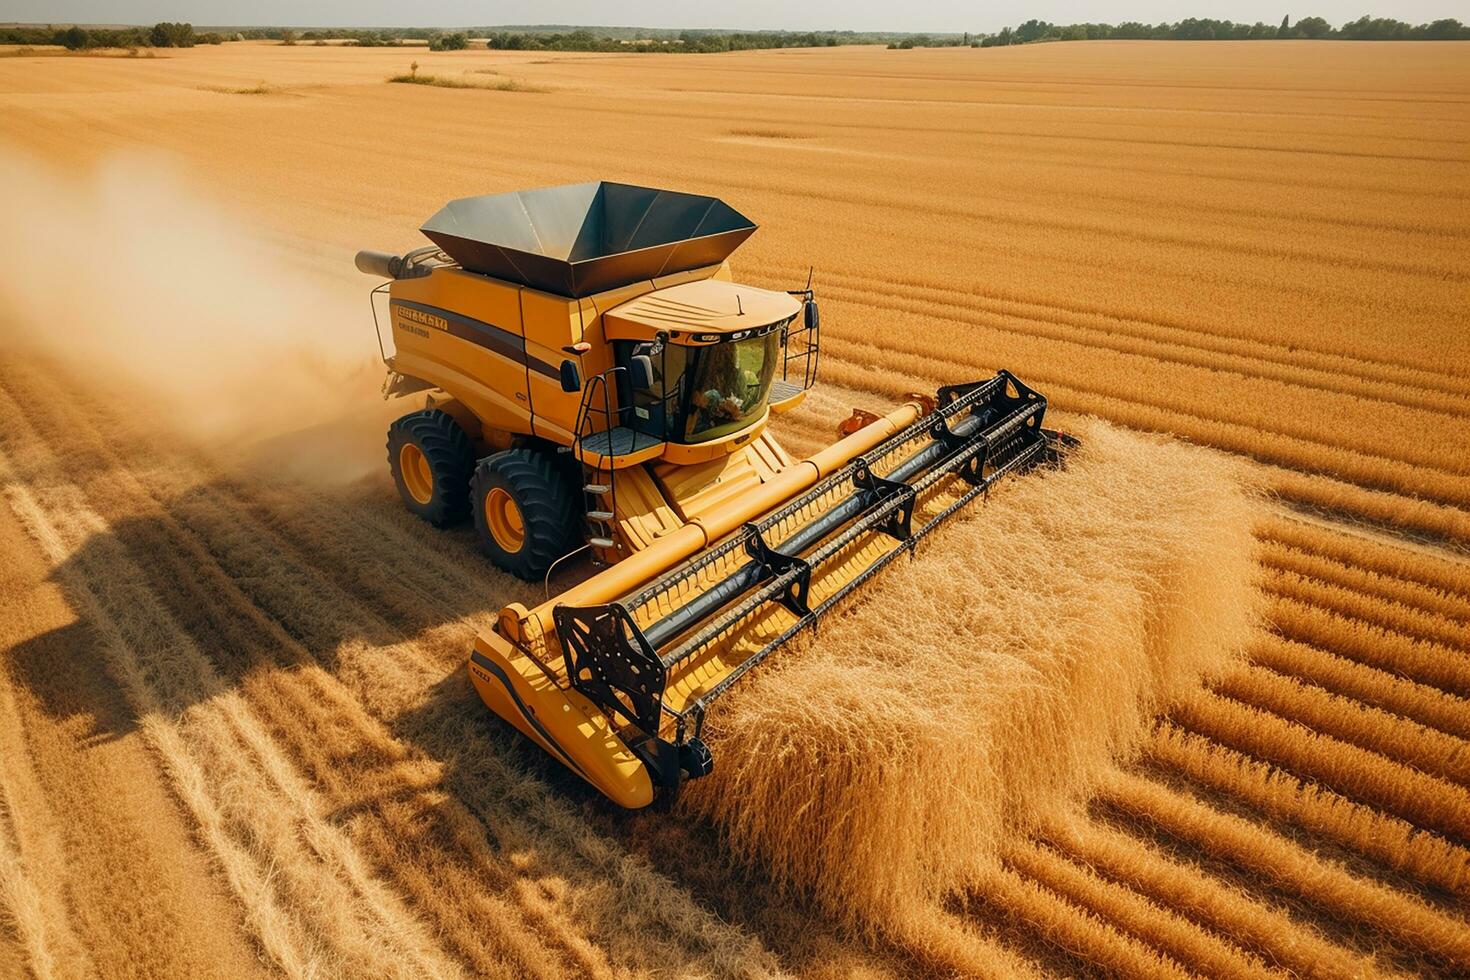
[387,409,475,526]
[471,447,580,580]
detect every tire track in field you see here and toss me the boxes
[0,504,268,980]
[0,670,70,980]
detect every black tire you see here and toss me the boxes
[386,409,475,527]
[471,447,580,580]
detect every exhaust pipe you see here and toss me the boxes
[355,249,410,279]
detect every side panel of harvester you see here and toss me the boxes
[389,269,534,439]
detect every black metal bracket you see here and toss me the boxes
[930,414,989,485]
[554,602,667,737]
[554,603,723,799]
[853,463,917,541]
[742,523,813,618]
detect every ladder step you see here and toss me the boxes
[587,511,614,522]
[588,537,616,549]
[584,484,610,494]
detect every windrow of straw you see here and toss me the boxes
[683,421,1263,926]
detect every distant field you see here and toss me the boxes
[0,40,1466,978]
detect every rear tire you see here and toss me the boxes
[471,447,580,580]
[387,409,475,527]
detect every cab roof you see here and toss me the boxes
[605,280,801,339]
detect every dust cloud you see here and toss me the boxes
[0,149,387,480]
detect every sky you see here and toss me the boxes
[5,0,1464,33]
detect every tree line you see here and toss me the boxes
[1,22,230,49]
[6,17,1467,54]
[975,15,1469,46]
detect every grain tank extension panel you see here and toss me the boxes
[421,182,757,298]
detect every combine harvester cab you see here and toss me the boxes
[355,182,1072,808]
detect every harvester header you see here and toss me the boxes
[355,180,1072,808]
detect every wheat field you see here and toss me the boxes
[0,39,1466,979]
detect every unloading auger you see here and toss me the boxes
[355,181,1073,807]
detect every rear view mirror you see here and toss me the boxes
[804,299,820,331]
[559,359,582,393]
[630,354,655,391]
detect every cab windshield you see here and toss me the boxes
[681,332,780,442]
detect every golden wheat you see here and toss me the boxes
[1268,595,1470,694]
[974,864,1193,979]
[1040,816,1393,980]
[1146,723,1470,897]
[1173,689,1470,839]
[1261,566,1469,652]
[1248,634,1470,739]
[1257,513,1470,601]
[1257,539,1470,623]
[685,421,1261,924]
[1215,663,1470,786]
[1104,772,1470,971]
[1,38,1468,978]
[1002,840,1275,979]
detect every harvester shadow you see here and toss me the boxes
[5,618,133,750]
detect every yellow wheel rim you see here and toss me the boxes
[485,487,525,552]
[399,443,434,505]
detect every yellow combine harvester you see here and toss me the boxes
[357,182,1069,807]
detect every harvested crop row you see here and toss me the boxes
[791,267,1470,417]
[1253,466,1470,544]
[1145,723,1470,898]
[1267,596,1470,695]
[753,261,1470,403]
[1257,540,1469,624]
[1001,840,1275,979]
[1172,689,1470,839]
[1256,512,1470,601]
[819,343,1470,511]
[1101,772,1470,972]
[1248,634,1470,741]
[1260,566,1469,652]
[972,864,1193,980]
[1214,663,1470,786]
[1039,816,1389,980]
